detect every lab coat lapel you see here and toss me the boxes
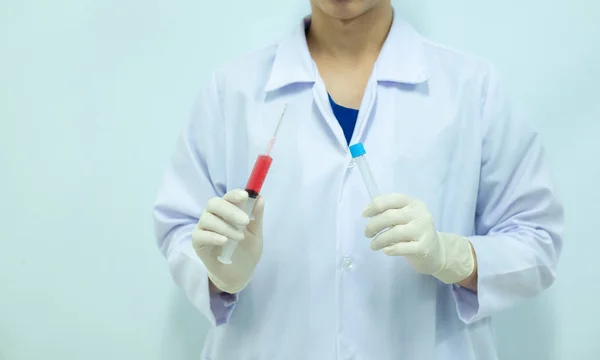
[312,76,350,153]
[353,14,430,146]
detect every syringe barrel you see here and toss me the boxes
[245,155,273,195]
[217,196,258,265]
[349,143,381,200]
[218,151,275,264]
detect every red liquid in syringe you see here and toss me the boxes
[245,155,273,198]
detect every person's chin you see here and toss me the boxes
[321,0,366,20]
[327,8,366,21]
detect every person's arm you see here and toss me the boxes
[452,65,564,323]
[153,72,238,326]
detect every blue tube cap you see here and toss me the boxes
[349,143,366,158]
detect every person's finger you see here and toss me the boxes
[369,223,419,251]
[192,228,228,250]
[364,207,416,238]
[382,240,427,257]
[246,196,265,235]
[205,195,250,226]
[198,211,245,242]
[362,193,413,218]
[222,189,249,205]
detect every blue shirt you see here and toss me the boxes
[328,94,358,145]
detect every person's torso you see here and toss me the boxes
[201,19,498,360]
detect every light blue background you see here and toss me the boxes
[1,1,598,359]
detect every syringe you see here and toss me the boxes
[217,105,287,265]
[349,142,381,199]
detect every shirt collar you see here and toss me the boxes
[264,17,315,92]
[264,13,429,93]
[375,15,429,84]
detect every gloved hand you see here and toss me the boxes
[192,189,264,294]
[363,193,475,284]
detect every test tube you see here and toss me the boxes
[349,143,380,199]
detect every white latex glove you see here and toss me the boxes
[192,189,264,294]
[363,193,475,284]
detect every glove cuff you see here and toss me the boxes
[207,271,252,295]
[432,232,475,284]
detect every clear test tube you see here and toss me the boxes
[349,143,381,199]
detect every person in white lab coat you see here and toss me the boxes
[153,0,563,359]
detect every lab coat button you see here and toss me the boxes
[341,257,354,270]
[348,160,356,168]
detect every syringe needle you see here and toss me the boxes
[266,104,287,155]
[273,104,287,138]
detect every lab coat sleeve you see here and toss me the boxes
[153,72,237,327]
[452,65,564,324]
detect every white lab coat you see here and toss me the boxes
[153,15,563,360]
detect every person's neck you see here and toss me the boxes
[307,3,393,63]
